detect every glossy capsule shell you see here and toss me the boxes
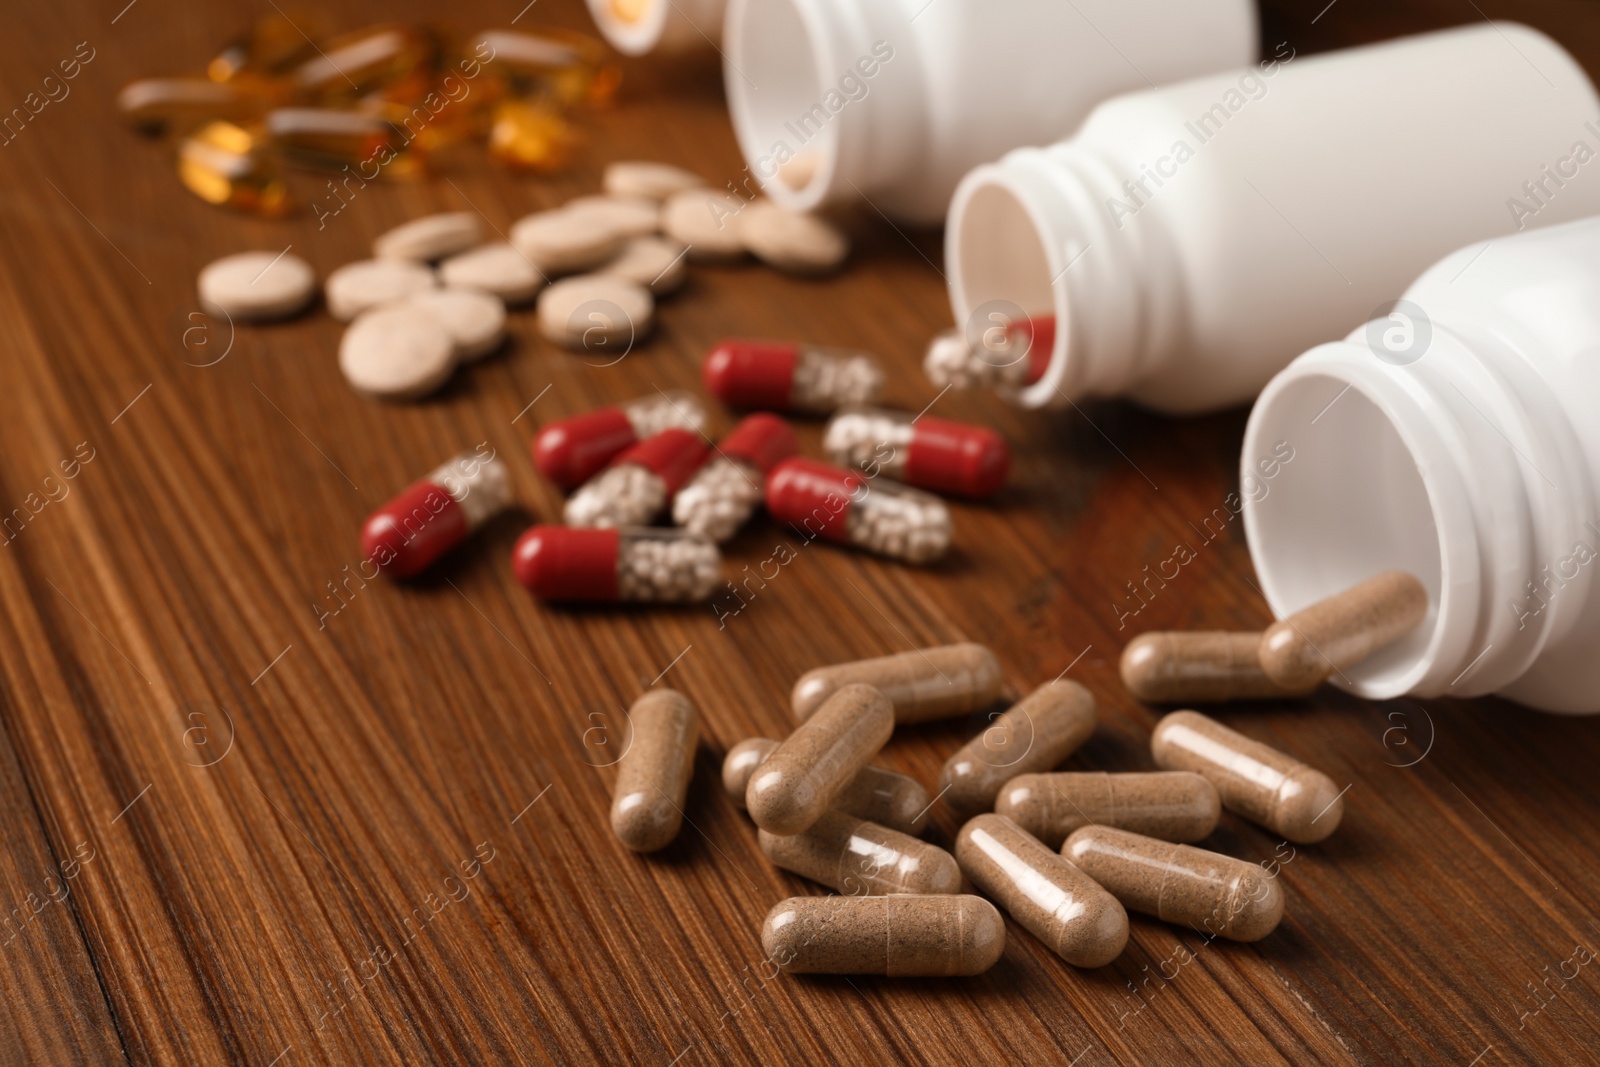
[823,408,1011,498]
[995,772,1221,848]
[1258,570,1429,690]
[703,339,882,413]
[117,77,272,133]
[746,684,893,835]
[671,414,800,542]
[470,27,621,107]
[955,814,1128,968]
[532,391,704,489]
[702,339,802,409]
[759,811,960,896]
[792,643,1002,724]
[291,23,435,99]
[762,894,1005,977]
[489,99,575,172]
[721,738,929,835]
[265,108,407,168]
[563,428,711,529]
[534,407,637,489]
[979,315,1055,387]
[1064,826,1285,942]
[177,120,289,217]
[610,689,698,852]
[718,412,799,473]
[512,526,720,603]
[940,680,1097,817]
[1151,710,1344,844]
[1012,315,1055,385]
[609,428,709,497]
[926,315,1055,390]
[1121,631,1318,703]
[764,458,951,564]
[514,526,622,600]
[361,452,509,578]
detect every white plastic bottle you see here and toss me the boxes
[585,0,728,56]
[944,23,1600,413]
[721,0,1257,224]
[1242,214,1600,715]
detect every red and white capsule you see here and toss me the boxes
[564,427,709,528]
[512,526,722,603]
[823,407,1010,498]
[361,450,511,578]
[765,457,950,564]
[532,390,705,490]
[672,413,799,542]
[923,316,1054,392]
[703,339,883,414]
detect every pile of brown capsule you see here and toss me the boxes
[607,638,1351,978]
[1120,570,1429,702]
[119,12,622,214]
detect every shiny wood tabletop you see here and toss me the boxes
[1,1,1598,1064]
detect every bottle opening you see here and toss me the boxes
[1242,372,1445,697]
[946,172,1064,403]
[585,0,672,55]
[724,0,836,210]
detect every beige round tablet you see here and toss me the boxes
[537,275,654,351]
[409,288,506,362]
[339,304,456,399]
[510,209,625,275]
[662,190,748,263]
[325,259,436,321]
[603,161,706,202]
[197,251,316,321]
[599,236,688,295]
[565,195,661,239]
[373,212,482,262]
[438,242,545,305]
[739,200,849,275]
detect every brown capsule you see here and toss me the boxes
[609,689,698,852]
[939,680,1097,817]
[792,643,1002,724]
[721,738,929,834]
[747,684,893,835]
[995,771,1220,848]
[1121,631,1318,703]
[762,894,1005,976]
[955,813,1128,968]
[760,810,960,896]
[1258,570,1428,690]
[1064,826,1285,942]
[1151,710,1344,844]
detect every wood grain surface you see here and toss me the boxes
[1,1,1598,1064]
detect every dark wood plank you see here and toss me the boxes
[0,624,126,1066]
[0,0,1597,1064]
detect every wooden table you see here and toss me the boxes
[2,1,1598,1063]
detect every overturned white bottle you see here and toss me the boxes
[945,23,1600,413]
[722,0,1256,224]
[1243,214,1600,714]
[585,0,728,56]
